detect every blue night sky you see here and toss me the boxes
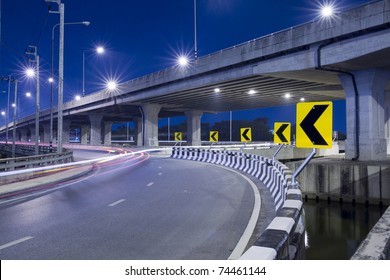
[0,0,369,132]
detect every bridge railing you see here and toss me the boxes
[171,146,305,260]
[0,144,73,172]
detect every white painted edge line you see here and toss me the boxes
[217,166,261,260]
[0,236,33,250]
[146,182,154,187]
[108,199,126,207]
[239,246,277,260]
[158,173,163,176]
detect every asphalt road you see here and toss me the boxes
[0,151,256,260]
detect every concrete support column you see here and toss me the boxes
[185,110,203,146]
[385,91,390,153]
[89,114,103,146]
[30,127,36,142]
[104,122,113,146]
[81,125,89,145]
[339,69,390,161]
[135,117,143,147]
[62,119,71,144]
[19,129,28,142]
[42,123,50,143]
[141,104,161,146]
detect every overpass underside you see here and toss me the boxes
[3,0,390,161]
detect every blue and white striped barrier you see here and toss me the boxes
[171,147,305,260]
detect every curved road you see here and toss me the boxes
[0,150,256,259]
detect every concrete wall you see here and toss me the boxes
[352,206,390,260]
[286,160,390,205]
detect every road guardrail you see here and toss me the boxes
[171,146,305,260]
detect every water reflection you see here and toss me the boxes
[303,200,385,260]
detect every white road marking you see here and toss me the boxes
[215,167,261,260]
[158,166,162,169]
[146,182,154,187]
[0,236,33,250]
[158,172,162,176]
[108,199,126,207]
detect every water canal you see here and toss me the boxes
[303,200,386,260]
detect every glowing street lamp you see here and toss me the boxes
[106,80,117,91]
[75,95,81,101]
[321,5,334,17]
[83,45,105,96]
[25,68,35,78]
[26,92,32,98]
[96,46,104,54]
[178,56,189,67]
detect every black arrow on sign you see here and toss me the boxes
[242,129,251,141]
[300,105,329,145]
[276,124,289,143]
[211,132,218,142]
[175,133,181,140]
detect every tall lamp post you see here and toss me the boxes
[50,20,90,149]
[0,75,12,143]
[46,0,65,154]
[26,46,40,155]
[0,76,18,157]
[194,0,198,61]
[82,46,104,97]
[11,79,18,158]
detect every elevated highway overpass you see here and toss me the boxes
[2,0,390,160]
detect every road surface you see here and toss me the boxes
[0,150,257,259]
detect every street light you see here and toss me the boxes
[82,45,105,96]
[0,75,12,143]
[50,18,90,151]
[26,46,40,155]
[106,80,117,91]
[177,55,189,67]
[321,5,334,18]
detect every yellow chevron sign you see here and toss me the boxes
[296,101,333,148]
[210,131,218,142]
[174,132,182,141]
[274,122,291,144]
[240,127,252,142]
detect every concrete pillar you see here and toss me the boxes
[185,110,203,146]
[30,127,36,142]
[104,121,113,146]
[141,104,161,146]
[62,119,71,144]
[135,117,143,147]
[19,128,28,142]
[81,125,89,145]
[89,114,103,146]
[339,69,390,161]
[42,123,50,143]
[386,91,390,154]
